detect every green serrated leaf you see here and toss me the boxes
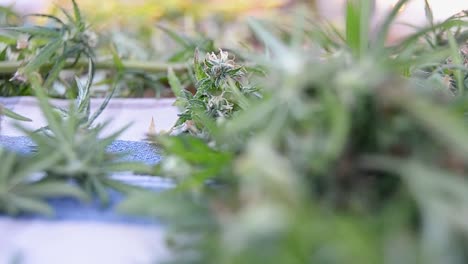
[0,33,17,45]
[43,55,67,88]
[102,178,146,194]
[2,26,61,38]
[194,48,207,81]
[87,74,117,127]
[375,0,410,49]
[424,0,434,27]
[1,106,32,121]
[10,151,62,183]
[15,181,89,201]
[30,76,69,143]
[168,67,183,97]
[75,76,90,116]
[105,162,152,174]
[90,175,109,205]
[110,44,125,73]
[9,195,54,216]
[447,31,464,95]
[157,24,191,48]
[24,14,65,26]
[345,0,371,58]
[57,5,74,24]
[0,150,16,184]
[72,0,84,31]
[21,38,64,74]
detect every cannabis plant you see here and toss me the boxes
[22,74,149,204]
[0,0,100,122]
[169,48,259,137]
[146,48,259,187]
[35,58,117,133]
[5,0,96,88]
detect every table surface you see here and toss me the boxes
[0,96,179,141]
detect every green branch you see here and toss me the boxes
[0,59,189,74]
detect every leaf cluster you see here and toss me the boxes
[5,0,96,84]
[0,148,88,216]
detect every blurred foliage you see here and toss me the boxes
[0,147,88,216]
[0,63,149,216]
[24,74,149,205]
[120,1,468,263]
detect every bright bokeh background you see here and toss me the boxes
[317,0,467,22]
[0,0,463,18]
[0,0,465,42]
[0,1,465,24]
[317,0,467,42]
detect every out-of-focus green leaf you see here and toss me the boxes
[14,181,89,201]
[71,0,84,31]
[8,195,54,216]
[424,0,434,27]
[21,38,64,74]
[2,26,61,38]
[1,106,31,121]
[346,0,361,57]
[375,0,409,49]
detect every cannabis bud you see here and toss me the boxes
[205,49,242,87]
[16,34,29,50]
[83,30,98,48]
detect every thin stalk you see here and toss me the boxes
[0,59,189,74]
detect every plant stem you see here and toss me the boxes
[0,59,189,74]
